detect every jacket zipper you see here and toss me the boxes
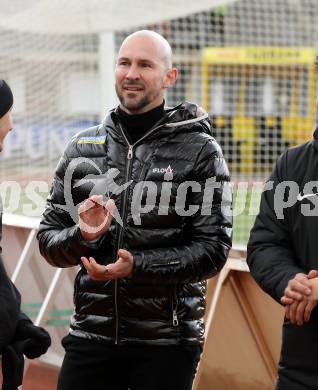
[114,127,133,344]
[114,122,170,343]
[172,285,179,327]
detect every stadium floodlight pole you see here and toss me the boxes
[99,31,118,120]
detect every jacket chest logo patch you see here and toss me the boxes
[151,165,174,181]
[77,136,106,144]
[152,165,173,174]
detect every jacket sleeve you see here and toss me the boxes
[131,139,232,284]
[0,257,20,352]
[247,151,304,303]
[37,141,106,268]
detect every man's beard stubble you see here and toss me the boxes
[115,83,151,113]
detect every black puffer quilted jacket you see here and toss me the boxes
[37,102,232,345]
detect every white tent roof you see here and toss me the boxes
[0,0,237,34]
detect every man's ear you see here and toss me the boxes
[163,68,178,89]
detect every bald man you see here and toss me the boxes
[38,30,232,390]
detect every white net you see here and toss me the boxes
[1,0,318,245]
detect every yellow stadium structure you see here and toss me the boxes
[202,47,316,173]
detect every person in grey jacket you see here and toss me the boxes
[0,80,51,390]
[38,30,232,390]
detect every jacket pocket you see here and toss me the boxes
[73,268,83,310]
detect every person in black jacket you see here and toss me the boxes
[247,88,318,388]
[0,80,51,390]
[37,30,232,390]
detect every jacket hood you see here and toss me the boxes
[164,101,211,133]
